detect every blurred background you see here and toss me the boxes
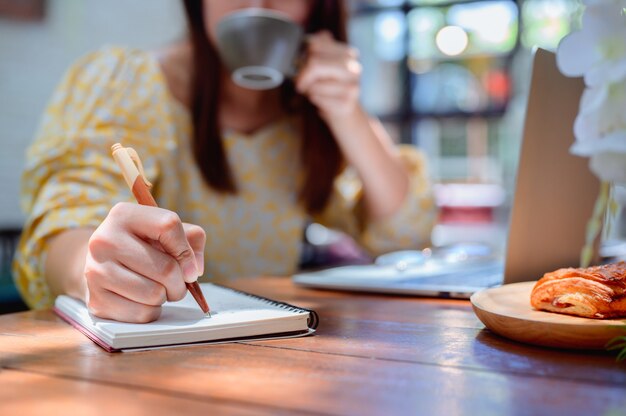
[0,0,588,310]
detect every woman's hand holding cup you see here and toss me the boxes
[296,31,362,121]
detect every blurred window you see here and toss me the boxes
[409,2,518,60]
[521,0,582,50]
[348,0,581,184]
[350,10,407,116]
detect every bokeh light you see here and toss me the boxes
[435,25,468,56]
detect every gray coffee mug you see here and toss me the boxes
[216,8,304,90]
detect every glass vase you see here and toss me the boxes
[581,182,626,267]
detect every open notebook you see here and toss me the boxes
[54,283,318,352]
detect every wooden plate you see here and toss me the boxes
[471,281,626,350]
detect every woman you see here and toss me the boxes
[14,0,436,322]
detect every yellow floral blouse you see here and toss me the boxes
[13,46,436,309]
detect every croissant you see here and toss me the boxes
[530,261,626,319]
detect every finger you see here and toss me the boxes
[307,37,358,59]
[88,228,187,301]
[307,30,334,44]
[183,223,206,276]
[308,94,354,115]
[154,213,199,283]
[114,235,188,302]
[309,93,340,107]
[88,288,162,323]
[305,79,359,100]
[296,55,361,94]
[112,203,199,283]
[97,261,170,305]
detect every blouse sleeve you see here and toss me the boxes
[313,145,437,257]
[12,46,175,309]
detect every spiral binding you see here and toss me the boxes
[216,284,319,329]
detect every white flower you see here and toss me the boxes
[556,0,626,188]
[557,0,626,86]
[589,152,626,184]
[573,83,626,155]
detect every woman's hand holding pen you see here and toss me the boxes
[84,202,206,323]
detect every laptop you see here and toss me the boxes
[293,48,600,299]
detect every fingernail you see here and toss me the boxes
[183,260,199,283]
[195,251,204,276]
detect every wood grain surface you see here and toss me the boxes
[1,277,625,415]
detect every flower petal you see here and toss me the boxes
[578,85,607,114]
[557,31,599,77]
[588,152,626,183]
[582,1,626,40]
[586,57,626,86]
[573,111,601,144]
[572,130,626,155]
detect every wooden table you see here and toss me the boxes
[1,277,625,415]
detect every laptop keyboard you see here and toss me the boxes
[397,264,504,288]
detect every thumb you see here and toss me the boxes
[119,205,201,283]
[183,223,206,276]
[157,216,200,283]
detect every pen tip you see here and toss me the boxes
[206,311,212,318]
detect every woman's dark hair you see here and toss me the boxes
[182,1,346,214]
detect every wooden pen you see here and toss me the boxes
[111,143,211,316]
